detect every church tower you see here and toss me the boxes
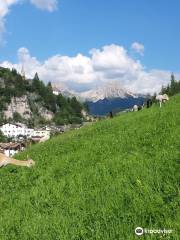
[21,65,26,80]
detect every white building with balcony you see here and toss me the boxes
[33,129,50,138]
[0,123,34,138]
[52,86,61,96]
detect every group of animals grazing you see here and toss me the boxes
[133,94,169,111]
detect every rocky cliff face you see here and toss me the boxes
[0,67,85,126]
[4,96,31,119]
[4,95,54,121]
[39,107,54,121]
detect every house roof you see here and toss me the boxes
[0,123,28,128]
[0,142,25,150]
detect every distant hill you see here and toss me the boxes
[75,81,147,115]
[87,96,145,115]
[0,67,85,127]
[0,93,179,239]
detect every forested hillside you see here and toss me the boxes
[0,67,85,126]
[161,73,180,96]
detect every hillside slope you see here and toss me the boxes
[0,94,180,239]
[0,67,84,126]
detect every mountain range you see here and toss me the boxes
[53,81,147,115]
[0,66,147,119]
[54,81,137,101]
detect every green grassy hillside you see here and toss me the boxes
[0,94,180,240]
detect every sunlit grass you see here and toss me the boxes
[0,94,180,239]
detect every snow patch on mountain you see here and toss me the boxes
[52,81,138,102]
[79,81,136,102]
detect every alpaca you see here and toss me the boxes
[156,94,169,107]
[0,153,35,168]
[133,105,138,112]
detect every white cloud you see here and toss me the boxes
[30,0,57,12]
[1,44,178,95]
[0,20,5,43]
[0,0,58,43]
[131,42,145,56]
[0,0,19,18]
[0,0,19,43]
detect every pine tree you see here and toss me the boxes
[170,73,176,95]
[34,72,39,81]
[160,74,180,96]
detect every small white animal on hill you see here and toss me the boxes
[0,153,35,168]
[156,94,169,107]
[132,105,138,112]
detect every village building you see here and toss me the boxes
[0,142,25,157]
[52,86,61,96]
[0,123,34,139]
[33,129,50,138]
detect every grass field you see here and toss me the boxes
[0,94,180,240]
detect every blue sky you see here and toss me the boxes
[0,0,180,94]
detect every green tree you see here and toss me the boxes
[0,130,7,142]
[56,94,68,109]
[13,112,23,122]
[70,97,83,116]
[170,73,176,95]
[44,82,56,112]
[160,74,180,96]
[34,72,40,81]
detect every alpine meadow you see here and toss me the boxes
[0,93,179,240]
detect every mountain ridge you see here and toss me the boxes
[53,81,147,115]
[87,96,145,115]
[79,81,137,102]
[53,81,144,102]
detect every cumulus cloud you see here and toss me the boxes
[0,0,19,43]
[0,0,18,18]
[131,42,145,56]
[1,44,177,95]
[30,0,58,12]
[0,0,58,43]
